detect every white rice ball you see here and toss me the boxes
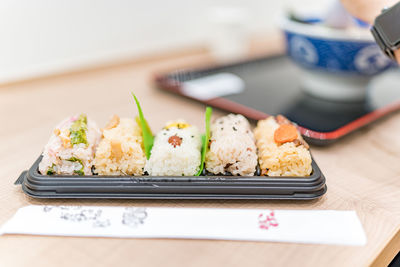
[145,120,201,176]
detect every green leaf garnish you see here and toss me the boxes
[47,164,56,175]
[67,157,84,176]
[196,106,212,176]
[70,114,88,146]
[74,169,84,176]
[132,93,154,159]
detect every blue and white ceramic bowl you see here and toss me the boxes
[281,16,395,101]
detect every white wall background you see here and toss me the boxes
[0,0,327,83]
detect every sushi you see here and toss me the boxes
[205,114,257,176]
[94,115,146,175]
[144,120,201,176]
[254,115,312,176]
[38,114,101,175]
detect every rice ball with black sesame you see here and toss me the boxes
[205,114,257,176]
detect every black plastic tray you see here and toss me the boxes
[155,55,400,145]
[17,156,327,200]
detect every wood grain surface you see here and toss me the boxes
[1,44,400,267]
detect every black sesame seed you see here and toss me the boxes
[233,126,237,131]
[191,135,194,138]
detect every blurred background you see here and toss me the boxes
[0,0,328,83]
[2,0,400,142]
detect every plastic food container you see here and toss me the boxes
[16,156,326,200]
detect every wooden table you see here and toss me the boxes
[1,43,400,267]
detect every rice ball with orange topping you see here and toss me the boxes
[254,115,312,177]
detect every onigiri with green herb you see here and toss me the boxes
[39,114,101,175]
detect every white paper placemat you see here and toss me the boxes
[0,206,367,246]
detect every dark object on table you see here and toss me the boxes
[371,1,400,60]
[155,55,400,145]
